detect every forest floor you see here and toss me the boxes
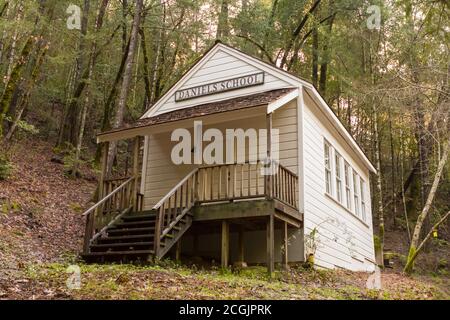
[0,138,449,300]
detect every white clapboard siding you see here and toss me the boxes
[302,91,375,271]
[150,48,293,117]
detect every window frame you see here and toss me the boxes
[324,139,333,196]
[360,178,367,222]
[353,171,360,217]
[335,152,343,204]
[344,161,352,211]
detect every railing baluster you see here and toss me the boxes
[248,163,251,197]
[210,167,214,201]
[233,164,237,199]
[218,166,222,200]
[255,162,259,195]
[203,170,208,200]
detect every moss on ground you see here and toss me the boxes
[13,261,447,300]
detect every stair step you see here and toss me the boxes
[121,213,156,222]
[90,242,154,252]
[84,249,154,256]
[82,250,154,263]
[114,221,155,229]
[107,227,155,236]
[97,234,154,244]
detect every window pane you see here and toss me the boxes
[324,141,332,194]
[344,163,351,210]
[335,153,342,203]
[361,180,366,221]
[353,172,360,216]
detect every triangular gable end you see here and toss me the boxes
[141,43,301,119]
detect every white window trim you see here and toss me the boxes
[344,161,352,211]
[335,152,343,204]
[324,139,333,196]
[353,171,360,217]
[360,178,367,222]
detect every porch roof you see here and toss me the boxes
[97,88,295,143]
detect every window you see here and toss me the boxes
[360,179,367,222]
[353,172,360,217]
[324,140,332,195]
[344,162,352,210]
[335,152,343,203]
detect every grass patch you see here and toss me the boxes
[19,262,449,300]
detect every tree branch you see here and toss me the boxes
[235,34,275,64]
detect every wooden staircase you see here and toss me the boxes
[82,169,198,263]
[81,161,300,264]
[82,209,193,263]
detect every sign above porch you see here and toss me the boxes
[175,72,265,102]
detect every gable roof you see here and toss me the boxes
[141,42,301,118]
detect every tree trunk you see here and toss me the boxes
[311,28,319,88]
[318,13,335,95]
[58,0,91,147]
[72,0,110,177]
[4,41,48,141]
[107,0,143,175]
[216,0,229,40]
[373,106,385,266]
[404,138,450,274]
[279,0,321,69]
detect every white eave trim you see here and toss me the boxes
[267,89,299,114]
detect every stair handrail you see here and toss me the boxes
[82,177,135,217]
[82,176,135,254]
[152,168,199,210]
[152,168,199,256]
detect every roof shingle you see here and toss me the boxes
[99,88,295,136]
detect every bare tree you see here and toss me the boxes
[404,138,450,274]
[107,0,144,175]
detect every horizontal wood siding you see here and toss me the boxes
[302,91,375,271]
[152,49,292,116]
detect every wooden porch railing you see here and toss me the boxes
[196,161,298,209]
[82,176,142,254]
[271,163,298,209]
[83,161,299,256]
[152,168,199,256]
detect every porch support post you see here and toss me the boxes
[221,221,230,268]
[99,141,109,200]
[265,113,273,198]
[267,214,274,277]
[98,141,109,224]
[282,221,289,270]
[132,136,140,210]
